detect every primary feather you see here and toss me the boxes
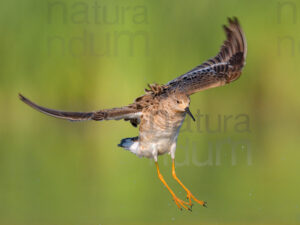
[166,17,247,95]
[19,94,142,123]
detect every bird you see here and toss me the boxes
[19,17,247,211]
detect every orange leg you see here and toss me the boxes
[155,162,191,210]
[172,159,207,208]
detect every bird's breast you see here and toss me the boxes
[138,111,186,157]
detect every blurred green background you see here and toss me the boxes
[1,0,300,224]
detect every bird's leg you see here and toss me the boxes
[155,162,190,210]
[172,159,207,207]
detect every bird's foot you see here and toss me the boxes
[172,195,192,211]
[186,191,207,208]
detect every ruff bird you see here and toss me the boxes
[19,17,247,210]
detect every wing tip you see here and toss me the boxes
[227,16,239,25]
[18,93,95,121]
[223,16,247,57]
[18,93,32,106]
[223,17,242,35]
[19,93,37,108]
[226,16,240,27]
[18,93,25,101]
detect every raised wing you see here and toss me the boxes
[166,17,247,95]
[19,94,142,123]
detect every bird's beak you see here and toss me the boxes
[185,107,195,122]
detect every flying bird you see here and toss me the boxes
[19,17,247,211]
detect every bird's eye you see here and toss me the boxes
[176,100,181,104]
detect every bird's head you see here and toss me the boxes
[169,93,195,121]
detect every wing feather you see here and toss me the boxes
[166,17,247,95]
[19,94,142,122]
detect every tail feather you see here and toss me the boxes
[118,137,138,151]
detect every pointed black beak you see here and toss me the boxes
[185,107,195,122]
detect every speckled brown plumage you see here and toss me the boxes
[19,18,247,211]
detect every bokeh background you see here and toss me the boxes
[1,0,300,224]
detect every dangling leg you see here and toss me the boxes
[170,143,207,208]
[152,146,190,211]
[155,161,191,210]
[172,159,207,207]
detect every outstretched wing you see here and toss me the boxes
[166,17,247,95]
[19,94,142,123]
